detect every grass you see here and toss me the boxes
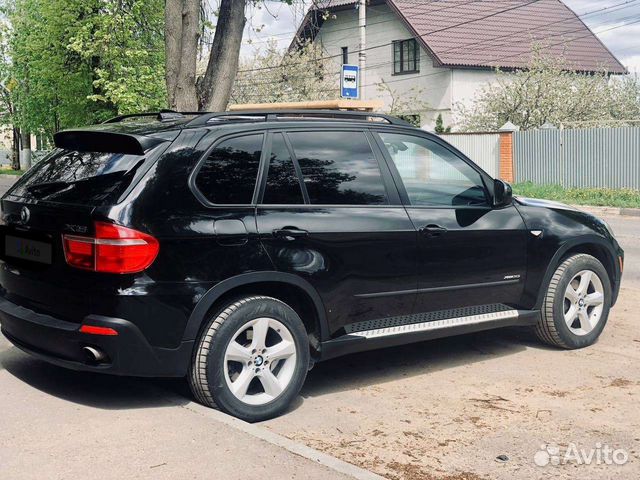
[0,166,24,175]
[512,182,640,209]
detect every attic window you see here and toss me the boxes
[393,39,419,74]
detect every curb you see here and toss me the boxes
[571,204,640,218]
[184,402,385,480]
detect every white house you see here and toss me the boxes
[292,0,626,130]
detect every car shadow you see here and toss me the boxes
[1,327,555,412]
[300,327,556,399]
[0,344,191,410]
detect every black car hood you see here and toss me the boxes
[514,196,580,212]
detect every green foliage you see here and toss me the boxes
[2,0,165,138]
[68,0,166,117]
[513,181,640,208]
[434,113,451,133]
[457,51,640,132]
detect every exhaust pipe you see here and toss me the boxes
[82,346,107,363]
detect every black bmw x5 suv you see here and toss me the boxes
[0,110,623,421]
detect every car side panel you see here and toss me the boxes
[513,200,622,309]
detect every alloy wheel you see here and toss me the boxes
[563,269,605,336]
[223,317,297,406]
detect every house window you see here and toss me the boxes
[393,39,420,74]
[342,46,349,65]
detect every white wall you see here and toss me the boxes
[315,3,452,130]
[450,69,498,128]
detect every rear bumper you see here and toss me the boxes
[0,297,192,377]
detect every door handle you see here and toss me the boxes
[273,227,309,240]
[419,224,448,237]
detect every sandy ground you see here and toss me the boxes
[263,215,640,480]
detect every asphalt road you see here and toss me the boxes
[0,175,638,480]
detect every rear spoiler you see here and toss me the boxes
[53,130,165,155]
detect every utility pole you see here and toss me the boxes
[358,0,366,100]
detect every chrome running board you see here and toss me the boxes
[319,305,540,361]
[349,309,519,339]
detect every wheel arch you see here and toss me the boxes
[535,235,619,309]
[184,272,329,357]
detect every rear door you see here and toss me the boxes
[373,130,528,314]
[256,129,418,337]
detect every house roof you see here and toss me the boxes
[294,0,627,74]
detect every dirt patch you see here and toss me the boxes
[265,287,640,479]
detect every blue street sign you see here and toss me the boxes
[341,64,359,99]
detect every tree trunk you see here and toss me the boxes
[174,0,200,111]
[20,130,32,170]
[11,127,20,171]
[165,0,184,109]
[198,0,246,111]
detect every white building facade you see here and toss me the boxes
[293,0,626,131]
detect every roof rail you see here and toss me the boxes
[103,110,197,124]
[185,110,413,127]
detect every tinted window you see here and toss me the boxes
[287,131,388,205]
[195,134,263,204]
[9,149,152,206]
[263,134,304,205]
[379,133,488,207]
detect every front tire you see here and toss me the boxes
[535,253,611,349]
[189,296,310,422]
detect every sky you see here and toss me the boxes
[238,0,640,74]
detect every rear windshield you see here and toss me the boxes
[8,149,154,206]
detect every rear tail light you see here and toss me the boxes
[62,221,159,274]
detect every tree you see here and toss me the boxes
[456,52,640,131]
[0,13,20,169]
[2,0,166,145]
[434,113,451,134]
[166,0,325,112]
[376,80,430,127]
[166,0,247,111]
[231,40,338,105]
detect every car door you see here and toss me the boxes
[373,130,528,314]
[256,129,419,337]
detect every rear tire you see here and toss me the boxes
[535,254,611,349]
[189,296,310,422]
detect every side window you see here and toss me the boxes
[195,134,263,204]
[263,133,304,205]
[287,131,388,206]
[378,132,488,207]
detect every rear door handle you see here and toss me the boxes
[419,224,448,237]
[273,227,309,240]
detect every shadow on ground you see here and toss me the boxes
[0,343,190,410]
[1,325,552,411]
[301,326,553,398]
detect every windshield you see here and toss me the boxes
[8,148,154,206]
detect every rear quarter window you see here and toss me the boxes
[8,148,155,206]
[194,134,263,205]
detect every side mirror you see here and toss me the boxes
[493,179,513,207]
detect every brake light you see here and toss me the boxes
[62,222,159,274]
